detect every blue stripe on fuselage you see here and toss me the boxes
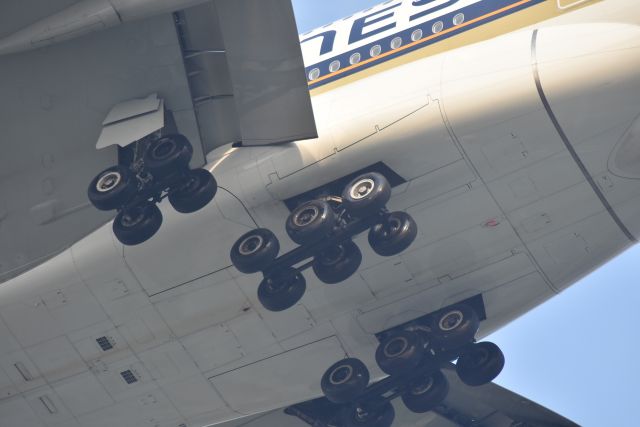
[306,0,545,90]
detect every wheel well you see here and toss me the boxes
[374,294,487,343]
[283,162,406,211]
[285,396,343,427]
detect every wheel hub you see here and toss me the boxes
[265,271,296,294]
[239,235,264,256]
[380,217,402,238]
[468,347,490,367]
[96,171,121,193]
[439,310,464,331]
[388,217,401,232]
[152,139,176,160]
[121,206,145,228]
[181,174,200,193]
[350,178,375,200]
[329,365,353,385]
[294,205,319,227]
[383,336,409,358]
[354,406,370,422]
[319,244,345,266]
[411,376,434,395]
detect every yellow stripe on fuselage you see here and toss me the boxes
[309,0,601,96]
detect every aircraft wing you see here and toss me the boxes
[218,366,579,427]
[0,0,316,282]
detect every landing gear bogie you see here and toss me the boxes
[231,172,419,312]
[87,134,217,246]
[310,304,505,427]
[319,355,448,425]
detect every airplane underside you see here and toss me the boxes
[0,0,639,426]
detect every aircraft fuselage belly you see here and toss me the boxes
[0,0,639,425]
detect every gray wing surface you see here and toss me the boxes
[0,0,316,282]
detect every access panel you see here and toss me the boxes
[123,188,256,296]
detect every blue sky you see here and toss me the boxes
[291,1,640,425]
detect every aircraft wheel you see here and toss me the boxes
[312,240,362,284]
[144,134,193,177]
[342,172,391,217]
[430,304,479,350]
[368,211,417,257]
[169,168,217,214]
[456,341,504,386]
[342,402,395,427]
[286,199,336,245]
[113,202,162,246]
[375,330,428,376]
[88,165,138,211]
[401,370,449,413]
[230,228,280,274]
[321,358,370,404]
[257,268,306,312]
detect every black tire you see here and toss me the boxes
[375,330,427,376]
[342,172,391,217]
[401,370,449,413]
[169,168,217,214]
[144,134,193,177]
[88,165,138,211]
[430,304,479,350]
[368,211,418,257]
[456,341,505,386]
[257,268,306,312]
[230,228,280,274]
[321,358,370,404]
[312,240,362,284]
[113,202,162,246]
[286,200,336,245]
[342,402,395,427]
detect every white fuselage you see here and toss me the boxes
[1,1,639,426]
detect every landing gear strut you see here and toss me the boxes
[230,172,418,312]
[307,304,505,427]
[88,134,217,245]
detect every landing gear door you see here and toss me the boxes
[122,188,255,296]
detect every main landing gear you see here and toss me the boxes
[313,304,504,427]
[229,172,418,312]
[88,134,217,245]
